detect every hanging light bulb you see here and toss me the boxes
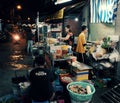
[75,17,78,21]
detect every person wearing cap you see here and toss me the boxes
[29,55,55,103]
[76,25,88,63]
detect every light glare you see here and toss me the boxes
[55,0,72,5]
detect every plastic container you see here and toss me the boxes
[61,45,69,55]
[60,74,73,84]
[55,46,62,58]
[69,56,77,62]
[67,81,95,102]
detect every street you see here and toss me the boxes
[0,34,118,103]
[0,37,33,97]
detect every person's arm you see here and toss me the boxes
[50,92,55,101]
[83,44,87,46]
[29,70,34,82]
[49,69,56,82]
[81,34,86,46]
[61,32,73,41]
[61,34,70,41]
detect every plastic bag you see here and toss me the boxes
[109,49,120,62]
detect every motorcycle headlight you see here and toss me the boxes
[13,35,20,41]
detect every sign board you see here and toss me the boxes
[46,8,64,21]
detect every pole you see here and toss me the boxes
[10,8,14,23]
[37,12,39,42]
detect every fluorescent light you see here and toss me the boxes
[55,0,72,5]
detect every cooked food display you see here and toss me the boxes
[68,85,91,94]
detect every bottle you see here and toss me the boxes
[68,46,72,55]
[86,85,91,94]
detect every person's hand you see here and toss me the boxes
[58,37,61,41]
[60,38,64,41]
[58,37,63,41]
[50,92,55,101]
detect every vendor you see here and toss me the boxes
[76,25,88,63]
[60,25,74,50]
[29,55,56,103]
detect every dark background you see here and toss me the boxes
[0,0,84,21]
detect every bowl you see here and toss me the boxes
[67,81,95,102]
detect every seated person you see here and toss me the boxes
[29,55,55,103]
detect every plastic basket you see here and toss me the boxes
[67,81,95,102]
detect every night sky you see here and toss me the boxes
[0,0,56,20]
[0,0,82,22]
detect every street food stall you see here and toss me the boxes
[29,3,120,102]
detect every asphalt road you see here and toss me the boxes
[0,37,33,97]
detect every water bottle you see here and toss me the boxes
[68,46,72,55]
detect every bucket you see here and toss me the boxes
[71,99,91,103]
